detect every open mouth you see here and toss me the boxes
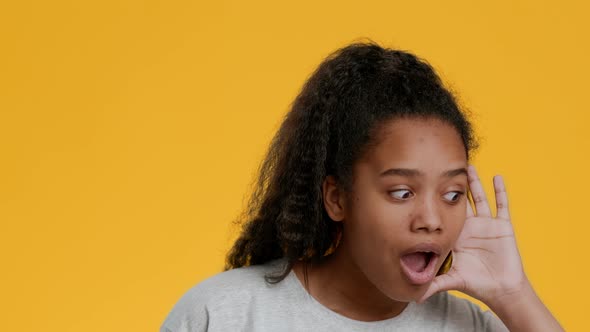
[399,250,440,285]
[402,251,434,272]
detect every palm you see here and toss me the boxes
[420,166,527,304]
[446,216,525,302]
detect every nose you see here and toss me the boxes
[410,196,442,233]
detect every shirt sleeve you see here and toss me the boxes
[439,292,510,332]
[160,286,210,332]
[483,310,510,332]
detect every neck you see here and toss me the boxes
[292,244,409,322]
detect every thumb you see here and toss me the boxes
[417,271,464,304]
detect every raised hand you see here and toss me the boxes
[418,165,527,305]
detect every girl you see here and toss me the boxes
[161,42,563,331]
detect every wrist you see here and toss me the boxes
[485,276,533,312]
[486,278,564,332]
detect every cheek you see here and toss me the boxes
[344,195,410,267]
[347,192,410,238]
[445,202,467,237]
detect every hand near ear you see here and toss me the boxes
[419,166,563,332]
[419,165,524,305]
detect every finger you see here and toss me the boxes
[467,165,492,217]
[417,272,463,303]
[493,175,511,220]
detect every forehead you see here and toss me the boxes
[357,117,467,174]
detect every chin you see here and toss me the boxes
[383,283,430,303]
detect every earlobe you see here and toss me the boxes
[322,175,345,222]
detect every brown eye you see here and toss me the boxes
[443,191,463,203]
[390,189,414,200]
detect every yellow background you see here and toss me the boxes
[1,0,587,330]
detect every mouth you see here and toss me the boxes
[399,243,442,285]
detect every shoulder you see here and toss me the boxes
[160,259,289,332]
[418,292,509,332]
[184,259,285,299]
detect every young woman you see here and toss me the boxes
[161,42,563,331]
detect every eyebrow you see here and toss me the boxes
[379,167,467,178]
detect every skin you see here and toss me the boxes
[292,117,564,331]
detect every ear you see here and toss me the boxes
[322,175,346,222]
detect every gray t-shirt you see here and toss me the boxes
[161,259,509,331]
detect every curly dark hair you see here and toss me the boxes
[224,40,478,283]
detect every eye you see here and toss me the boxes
[443,191,464,203]
[390,189,414,200]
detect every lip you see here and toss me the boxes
[400,243,443,257]
[399,242,443,285]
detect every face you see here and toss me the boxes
[336,117,468,301]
